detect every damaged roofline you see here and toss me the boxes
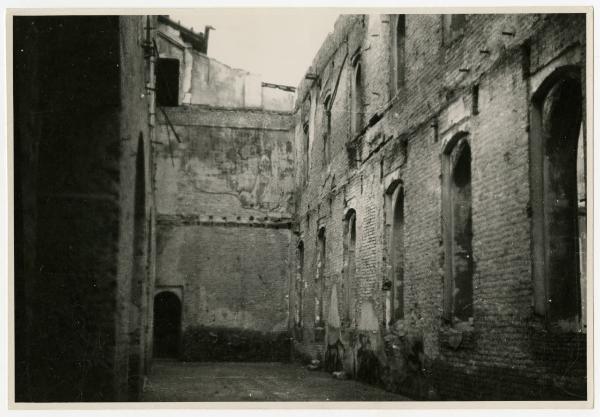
[158,15,208,54]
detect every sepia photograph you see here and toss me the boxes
[7,6,592,407]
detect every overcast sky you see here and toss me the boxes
[167,9,341,87]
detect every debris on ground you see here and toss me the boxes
[307,359,321,371]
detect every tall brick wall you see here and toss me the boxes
[114,16,156,401]
[291,13,587,400]
[153,89,295,359]
[13,16,155,401]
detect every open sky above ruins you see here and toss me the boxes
[168,9,341,87]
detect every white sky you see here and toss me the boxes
[168,9,341,87]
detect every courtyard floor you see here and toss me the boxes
[142,360,410,402]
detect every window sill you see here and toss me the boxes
[527,314,587,335]
[526,321,586,371]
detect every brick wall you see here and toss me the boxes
[291,13,587,400]
[155,221,291,360]
[154,94,295,360]
[13,16,154,401]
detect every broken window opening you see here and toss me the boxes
[342,210,356,324]
[295,241,305,340]
[303,121,310,183]
[392,15,406,93]
[391,188,405,322]
[323,94,332,167]
[530,69,584,330]
[156,58,179,106]
[302,93,312,183]
[442,134,473,326]
[442,14,467,45]
[315,227,326,333]
[352,62,364,136]
[472,83,480,115]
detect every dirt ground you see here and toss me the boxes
[142,360,410,402]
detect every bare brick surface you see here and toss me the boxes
[290,13,587,401]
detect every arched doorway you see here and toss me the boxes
[153,292,182,358]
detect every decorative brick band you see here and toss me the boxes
[156,213,293,229]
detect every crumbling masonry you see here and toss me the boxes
[13,13,587,402]
[290,13,587,400]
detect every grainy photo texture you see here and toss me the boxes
[12,11,589,403]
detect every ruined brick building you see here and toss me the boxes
[290,13,587,400]
[13,12,587,402]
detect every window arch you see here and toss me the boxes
[323,93,332,167]
[442,14,467,45]
[392,15,406,93]
[315,227,327,335]
[383,178,404,326]
[530,67,584,327]
[342,209,356,324]
[352,62,364,135]
[295,241,305,338]
[301,94,312,183]
[390,187,405,322]
[442,134,473,324]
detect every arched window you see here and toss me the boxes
[323,94,332,167]
[392,15,406,93]
[295,241,305,334]
[315,227,326,337]
[442,134,473,324]
[442,14,467,45]
[342,210,356,324]
[352,62,364,135]
[302,94,311,182]
[391,188,405,321]
[530,67,584,327]
[303,121,310,182]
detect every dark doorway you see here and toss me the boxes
[153,292,182,358]
[156,58,180,106]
